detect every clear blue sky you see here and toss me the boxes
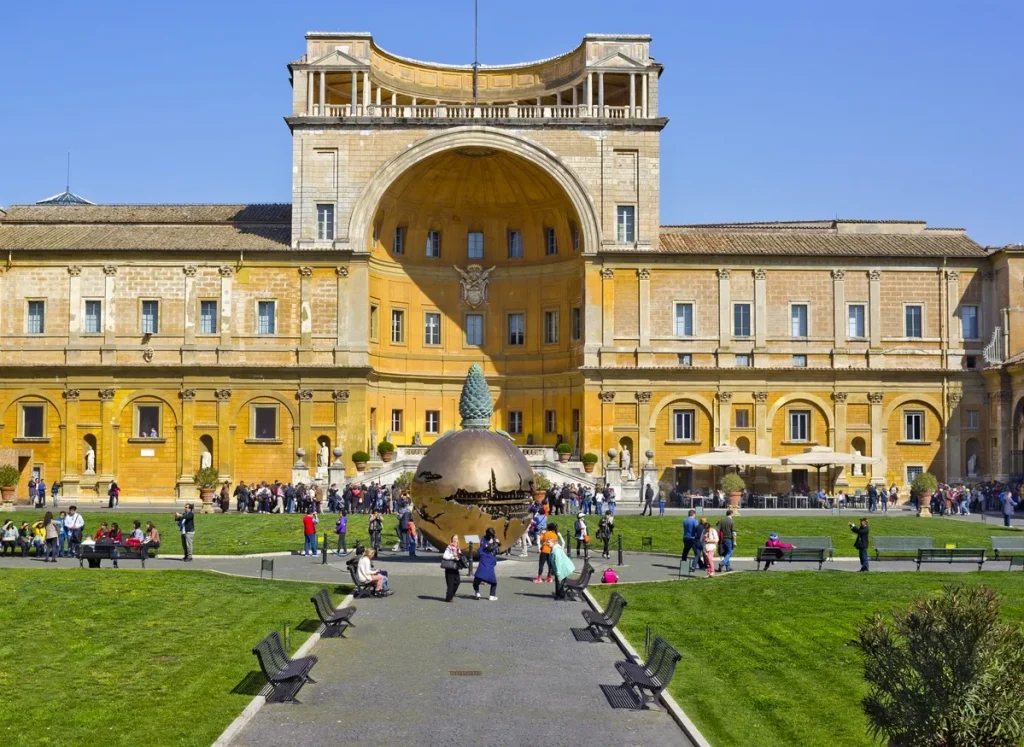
[1,0,1020,245]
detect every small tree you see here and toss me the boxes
[556,443,573,455]
[352,450,371,465]
[377,440,395,455]
[532,473,551,491]
[719,472,746,493]
[854,584,1024,747]
[0,464,19,487]
[581,452,599,464]
[193,466,219,489]
[910,471,938,498]
[392,471,414,491]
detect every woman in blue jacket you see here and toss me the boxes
[473,528,500,601]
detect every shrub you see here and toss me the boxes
[392,471,414,490]
[377,441,395,454]
[581,452,599,464]
[910,471,938,497]
[532,473,551,491]
[556,443,573,455]
[352,451,371,464]
[193,466,219,488]
[0,464,19,487]
[719,472,746,493]
[854,584,1024,747]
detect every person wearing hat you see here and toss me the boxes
[762,532,794,571]
[573,512,589,558]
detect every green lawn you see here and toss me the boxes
[593,573,1024,747]
[0,569,345,747]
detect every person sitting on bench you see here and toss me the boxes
[762,533,795,570]
[356,546,390,594]
[142,522,161,554]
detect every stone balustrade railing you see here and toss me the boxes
[307,104,646,121]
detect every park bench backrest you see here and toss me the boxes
[311,589,335,623]
[647,636,683,688]
[576,564,594,588]
[604,592,627,627]
[992,537,1024,551]
[874,536,933,551]
[252,635,283,679]
[778,536,833,550]
[921,548,984,557]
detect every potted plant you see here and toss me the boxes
[720,472,746,508]
[352,451,371,472]
[193,466,219,513]
[581,452,599,473]
[910,471,938,516]
[0,464,19,506]
[531,472,551,502]
[556,442,573,463]
[377,440,396,463]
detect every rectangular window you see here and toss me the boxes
[200,300,218,335]
[790,304,808,338]
[141,300,160,334]
[544,227,558,256]
[137,405,161,438]
[616,206,635,244]
[84,300,102,334]
[543,310,558,344]
[789,410,810,442]
[392,226,405,254]
[508,411,523,434]
[966,409,980,429]
[678,353,692,367]
[369,304,379,341]
[906,465,923,485]
[674,302,694,337]
[672,409,695,441]
[507,230,523,258]
[848,304,866,338]
[467,231,484,259]
[545,410,557,434]
[254,406,277,440]
[316,203,335,241]
[424,311,441,345]
[735,354,752,368]
[905,305,923,338]
[508,313,525,346]
[391,409,403,433]
[417,410,438,435]
[904,411,924,442]
[426,230,442,258]
[571,307,581,341]
[961,305,979,340]
[793,354,807,367]
[733,303,751,337]
[257,301,276,335]
[27,300,46,335]
[22,405,44,438]
[391,309,405,343]
[465,313,483,346]
[735,409,750,428]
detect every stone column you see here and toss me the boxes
[636,391,652,463]
[753,392,770,491]
[306,70,313,114]
[319,70,326,114]
[98,388,116,484]
[629,73,636,116]
[333,389,350,476]
[63,390,81,498]
[68,266,82,344]
[637,268,651,365]
[362,71,370,109]
[219,266,233,358]
[641,73,648,117]
[868,270,882,367]
[832,269,846,349]
[215,389,233,482]
[103,266,117,361]
[585,72,593,112]
[598,72,605,115]
[599,391,615,467]
[297,389,313,465]
[600,268,615,365]
[987,389,1011,481]
[718,391,733,446]
[299,266,313,362]
[833,392,849,485]
[717,268,731,352]
[349,71,356,111]
[945,389,962,483]
[868,392,886,485]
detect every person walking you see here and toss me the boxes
[682,509,698,567]
[107,481,119,508]
[702,521,719,577]
[302,508,319,556]
[407,517,418,557]
[657,484,666,517]
[597,511,614,559]
[63,506,85,558]
[533,521,559,583]
[36,478,46,508]
[42,512,59,563]
[716,509,736,572]
[850,518,870,572]
[692,517,708,572]
[473,528,499,601]
[176,503,195,562]
[1000,490,1020,528]
[573,512,588,558]
[441,535,463,602]
[333,511,349,556]
[641,482,654,516]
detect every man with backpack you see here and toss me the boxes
[398,503,411,551]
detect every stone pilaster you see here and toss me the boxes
[753,270,767,361]
[218,266,234,362]
[600,269,615,366]
[833,392,849,485]
[831,269,846,350]
[183,265,198,364]
[98,388,116,483]
[102,266,117,363]
[718,391,733,446]
[636,391,652,459]
[299,267,314,363]
[68,266,82,344]
[215,389,233,482]
[717,268,731,352]
[946,270,962,368]
[637,268,652,366]
[868,269,883,368]
[945,389,962,483]
[868,392,886,485]
[297,389,313,462]
[599,390,615,468]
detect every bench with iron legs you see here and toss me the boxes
[916,548,986,571]
[615,636,682,706]
[77,543,158,569]
[777,536,834,560]
[310,589,357,637]
[251,630,318,704]
[755,547,825,571]
[1010,556,1024,571]
[582,591,627,641]
[991,537,1024,561]
[564,563,594,602]
[346,558,380,599]
[873,536,933,561]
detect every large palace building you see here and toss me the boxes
[1,32,1023,503]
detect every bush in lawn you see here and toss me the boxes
[392,471,414,491]
[719,472,746,493]
[854,584,1024,747]
[910,471,938,500]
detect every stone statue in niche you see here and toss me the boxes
[621,446,635,481]
[200,451,212,470]
[853,449,863,477]
[967,453,979,478]
[412,432,423,446]
[318,441,330,469]
[84,446,96,474]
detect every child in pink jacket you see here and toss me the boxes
[762,533,795,570]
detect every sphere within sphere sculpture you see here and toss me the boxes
[411,364,534,552]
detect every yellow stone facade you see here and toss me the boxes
[0,31,1020,503]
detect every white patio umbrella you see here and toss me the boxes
[782,446,880,490]
[673,444,781,468]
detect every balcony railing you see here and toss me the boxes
[306,104,649,121]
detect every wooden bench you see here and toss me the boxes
[564,563,594,602]
[873,536,933,561]
[251,630,318,703]
[778,536,834,560]
[582,591,627,641]
[755,547,825,571]
[991,537,1024,561]
[615,636,682,706]
[310,589,357,637]
[916,548,986,571]
[77,543,157,568]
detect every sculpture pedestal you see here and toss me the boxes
[292,464,310,486]
[328,463,346,487]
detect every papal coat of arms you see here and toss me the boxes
[455,264,495,308]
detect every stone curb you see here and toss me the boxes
[211,592,354,747]
[583,588,711,747]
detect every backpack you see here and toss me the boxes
[602,568,618,584]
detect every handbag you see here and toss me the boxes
[440,558,459,571]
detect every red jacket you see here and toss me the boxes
[302,515,316,535]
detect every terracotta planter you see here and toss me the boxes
[198,487,216,514]
[558,453,570,463]
[381,452,394,463]
[0,486,14,504]
[355,461,367,472]
[583,462,596,473]
[728,491,743,507]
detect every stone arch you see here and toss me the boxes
[881,394,943,426]
[1,390,65,426]
[765,393,835,431]
[347,126,602,256]
[647,393,716,432]
[113,390,181,426]
[231,392,300,424]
